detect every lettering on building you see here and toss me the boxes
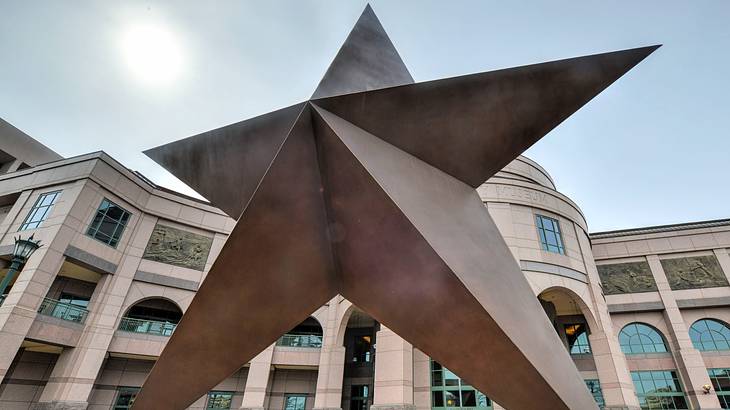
[661,255,728,290]
[597,261,657,295]
[495,185,547,205]
[143,224,213,271]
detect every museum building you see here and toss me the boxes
[1,119,730,410]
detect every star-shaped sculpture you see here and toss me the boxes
[133,5,658,409]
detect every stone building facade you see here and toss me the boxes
[1,128,729,410]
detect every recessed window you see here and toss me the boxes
[689,319,730,351]
[207,391,233,409]
[619,323,668,354]
[86,198,131,247]
[285,395,306,410]
[352,335,372,363]
[113,387,139,410]
[565,323,591,355]
[350,386,369,410]
[630,370,688,410]
[584,379,605,409]
[708,368,730,409]
[19,190,61,231]
[430,361,492,409]
[535,215,565,254]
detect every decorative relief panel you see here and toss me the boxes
[597,261,657,295]
[143,224,213,271]
[661,255,728,290]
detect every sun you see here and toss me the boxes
[120,23,184,86]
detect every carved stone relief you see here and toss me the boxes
[143,224,213,271]
[597,261,657,295]
[661,255,728,290]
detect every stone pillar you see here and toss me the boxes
[240,344,275,410]
[412,349,430,410]
[0,182,84,384]
[576,230,641,410]
[371,327,414,410]
[714,248,730,283]
[314,300,345,410]
[646,255,722,409]
[34,213,157,409]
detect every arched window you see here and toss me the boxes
[619,323,668,354]
[689,319,730,351]
[118,298,183,337]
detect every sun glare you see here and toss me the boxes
[121,23,184,86]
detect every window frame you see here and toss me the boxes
[565,323,592,355]
[430,360,492,409]
[113,386,140,410]
[535,214,566,255]
[19,190,61,231]
[619,323,668,354]
[207,390,234,409]
[689,319,730,352]
[630,370,688,410]
[86,198,131,248]
[584,379,605,409]
[284,394,307,410]
[708,368,730,409]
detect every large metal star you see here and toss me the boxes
[134,5,658,410]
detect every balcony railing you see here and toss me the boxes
[276,333,323,348]
[37,297,89,324]
[118,316,177,337]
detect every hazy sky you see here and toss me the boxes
[1,1,728,232]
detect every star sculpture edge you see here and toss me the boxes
[132,5,658,409]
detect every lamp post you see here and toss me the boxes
[0,235,42,303]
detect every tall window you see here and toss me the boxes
[19,191,61,231]
[431,361,492,409]
[708,368,730,409]
[113,387,139,410]
[352,335,372,363]
[207,391,233,409]
[619,323,668,354]
[86,198,131,247]
[689,319,730,351]
[350,386,369,410]
[584,379,605,409]
[535,215,565,254]
[285,395,306,410]
[565,323,591,354]
[630,370,688,410]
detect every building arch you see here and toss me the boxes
[277,316,324,348]
[689,318,730,351]
[537,286,598,332]
[619,322,669,354]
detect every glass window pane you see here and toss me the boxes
[535,215,565,255]
[19,191,61,231]
[86,198,130,248]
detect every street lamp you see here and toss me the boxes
[0,235,42,303]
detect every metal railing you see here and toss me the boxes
[37,297,89,323]
[118,316,177,337]
[276,333,323,348]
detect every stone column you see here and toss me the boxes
[0,181,84,384]
[646,255,722,409]
[34,213,157,409]
[412,349,430,410]
[576,230,641,410]
[713,248,730,283]
[240,344,275,410]
[314,300,345,410]
[371,327,414,410]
